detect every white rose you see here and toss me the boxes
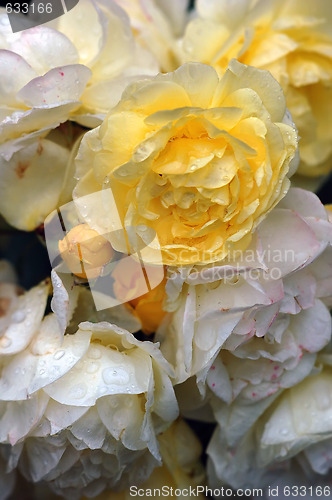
[0,278,178,498]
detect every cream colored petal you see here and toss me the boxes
[90,0,134,82]
[9,26,79,74]
[0,138,70,230]
[55,0,105,67]
[0,101,80,145]
[0,49,37,107]
[0,280,49,356]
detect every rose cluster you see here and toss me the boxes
[0,1,331,499]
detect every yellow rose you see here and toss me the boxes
[112,258,167,334]
[75,61,298,266]
[182,0,332,177]
[58,223,114,279]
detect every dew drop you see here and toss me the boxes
[11,310,26,323]
[80,204,88,217]
[86,361,99,374]
[102,366,130,386]
[53,350,65,361]
[109,397,119,408]
[88,346,101,360]
[70,383,87,399]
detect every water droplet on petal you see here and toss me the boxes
[11,310,26,323]
[70,383,87,399]
[86,361,99,374]
[88,346,101,360]
[102,366,130,385]
[53,350,65,360]
[109,397,119,408]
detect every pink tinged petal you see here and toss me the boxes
[279,187,328,220]
[0,50,37,107]
[257,208,321,276]
[279,352,316,389]
[283,269,317,310]
[9,27,79,74]
[207,357,232,404]
[194,312,243,384]
[253,303,281,337]
[16,64,92,107]
[305,218,332,247]
[291,299,331,353]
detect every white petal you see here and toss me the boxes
[0,326,91,400]
[0,280,49,356]
[0,139,70,230]
[0,49,37,106]
[44,338,153,406]
[9,27,79,74]
[17,64,91,107]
